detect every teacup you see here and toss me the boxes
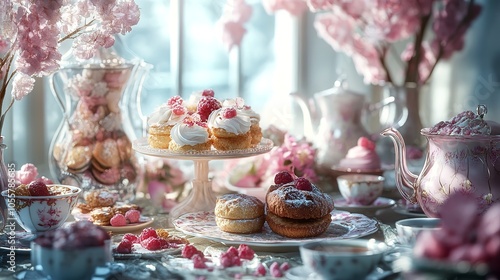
[299,239,388,280]
[337,174,384,205]
[395,218,441,246]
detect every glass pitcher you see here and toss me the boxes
[48,45,150,202]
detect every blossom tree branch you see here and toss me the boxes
[378,45,394,84]
[405,14,431,85]
[422,0,478,85]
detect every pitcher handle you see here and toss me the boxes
[49,73,71,125]
[366,95,408,130]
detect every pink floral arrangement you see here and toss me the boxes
[414,192,500,278]
[142,157,187,212]
[0,0,140,135]
[227,129,317,189]
[219,0,481,86]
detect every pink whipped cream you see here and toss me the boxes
[427,110,492,136]
[338,137,381,170]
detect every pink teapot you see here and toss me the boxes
[382,105,500,217]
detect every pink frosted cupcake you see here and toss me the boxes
[332,137,384,176]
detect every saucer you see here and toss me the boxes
[334,197,396,214]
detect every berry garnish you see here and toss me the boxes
[141,237,163,251]
[202,89,215,97]
[172,104,187,115]
[222,107,237,119]
[116,239,133,254]
[295,177,312,191]
[167,96,183,107]
[110,213,127,227]
[27,180,50,196]
[139,227,158,242]
[274,171,294,185]
[238,244,255,260]
[192,254,208,269]
[358,136,376,151]
[122,233,139,244]
[182,244,204,259]
[197,96,221,122]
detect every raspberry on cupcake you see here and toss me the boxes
[197,95,222,122]
[208,107,252,150]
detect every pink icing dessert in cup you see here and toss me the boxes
[338,137,381,171]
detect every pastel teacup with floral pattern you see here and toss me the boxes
[1,184,81,233]
[337,174,385,205]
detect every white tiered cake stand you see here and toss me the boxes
[132,137,274,222]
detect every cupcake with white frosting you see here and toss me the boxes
[147,96,188,149]
[208,107,252,150]
[168,115,212,151]
[223,98,262,147]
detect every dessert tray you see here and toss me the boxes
[72,210,154,233]
[112,241,182,259]
[173,210,378,247]
[333,197,396,212]
[133,137,274,160]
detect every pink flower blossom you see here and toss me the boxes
[16,163,39,185]
[11,74,35,101]
[263,0,308,16]
[310,0,481,86]
[217,0,253,51]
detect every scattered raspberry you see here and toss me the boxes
[167,96,183,107]
[125,209,141,223]
[172,104,187,115]
[358,136,376,151]
[182,244,204,259]
[197,96,221,122]
[110,214,127,226]
[280,262,290,272]
[220,250,241,268]
[222,107,237,119]
[226,246,238,257]
[253,263,267,276]
[122,233,139,244]
[27,180,50,196]
[237,244,254,260]
[141,236,168,251]
[116,239,133,254]
[269,262,283,277]
[192,254,208,269]
[139,227,158,242]
[274,171,294,185]
[202,89,215,97]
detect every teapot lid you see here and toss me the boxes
[60,36,140,70]
[315,77,364,97]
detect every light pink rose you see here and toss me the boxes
[16,163,39,185]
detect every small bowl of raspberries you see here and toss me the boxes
[31,220,111,280]
[1,180,81,233]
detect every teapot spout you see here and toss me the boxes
[290,92,315,140]
[380,127,419,203]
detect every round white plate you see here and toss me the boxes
[132,137,274,160]
[334,197,396,212]
[173,210,378,247]
[73,210,154,233]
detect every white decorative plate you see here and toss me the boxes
[173,210,378,247]
[72,210,154,233]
